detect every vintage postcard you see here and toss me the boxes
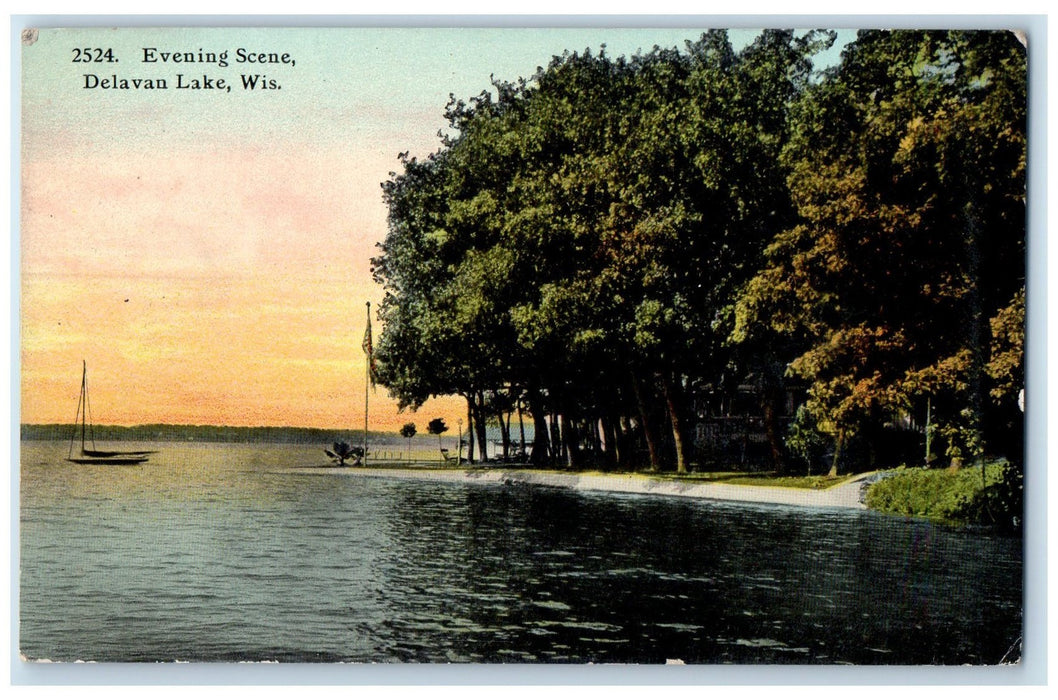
[17,22,1030,674]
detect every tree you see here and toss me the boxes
[399,422,417,462]
[373,32,839,474]
[373,150,465,410]
[985,287,1025,462]
[596,29,831,472]
[987,287,1025,409]
[734,30,1026,472]
[427,417,449,455]
[376,48,639,469]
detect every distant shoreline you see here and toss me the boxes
[294,465,872,511]
[19,424,405,445]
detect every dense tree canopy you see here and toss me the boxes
[734,30,1026,471]
[371,29,1026,474]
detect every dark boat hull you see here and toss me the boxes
[82,449,156,457]
[67,455,149,465]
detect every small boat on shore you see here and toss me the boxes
[66,362,154,465]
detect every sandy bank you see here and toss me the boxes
[294,465,872,510]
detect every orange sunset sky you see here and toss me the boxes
[19,26,815,431]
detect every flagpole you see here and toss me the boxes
[364,301,370,467]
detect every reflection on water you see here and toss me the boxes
[19,442,1022,664]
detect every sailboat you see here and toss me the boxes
[66,361,154,465]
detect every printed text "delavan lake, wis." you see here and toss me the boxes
[78,46,294,92]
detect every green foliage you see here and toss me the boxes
[372,30,1025,475]
[865,462,1021,530]
[734,30,1026,464]
[785,405,830,474]
[956,461,1023,535]
[373,31,835,471]
[987,288,1025,406]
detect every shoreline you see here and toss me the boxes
[293,465,873,510]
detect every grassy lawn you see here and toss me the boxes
[706,473,859,490]
[644,471,858,490]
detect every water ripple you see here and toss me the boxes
[19,443,1024,664]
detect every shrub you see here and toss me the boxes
[953,462,1023,535]
[865,462,1019,531]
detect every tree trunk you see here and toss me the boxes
[829,428,845,477]
[762,391,784,473]
[602,415,620,470]
[961,175,986,484]
[618,415,634,469]
[465,395,475,463]
[631,373,662,471]
[560,413,580,468]
[518,401,527,458]
[473,391,488,461]
[550,414,562,464]
[498,407,511,460]
[527,388,550,466]
[760,361,786,473]
[588,418,602,463]
[662,372,689,474]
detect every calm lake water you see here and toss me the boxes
[19,441,1022,664]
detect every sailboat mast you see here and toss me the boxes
[69,361,87,459]
[80,361,87,453]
